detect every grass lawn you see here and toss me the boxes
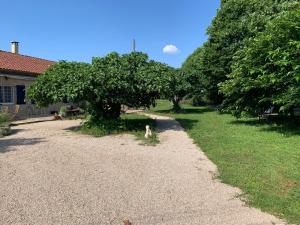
[149,100,300,224]
[80,113,158,145]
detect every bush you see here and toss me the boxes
[0,113,11,125]
[0,113,12,137]
[0,125,11,137]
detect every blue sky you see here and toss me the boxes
[0,0,220,68]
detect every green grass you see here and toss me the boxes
[79,113,158,145]
[0,113,11,125]
[149,100,300,224]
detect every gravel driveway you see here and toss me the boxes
[0,115,285,225]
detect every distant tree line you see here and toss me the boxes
[182,0,300,117]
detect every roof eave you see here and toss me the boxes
[0,69,39,77]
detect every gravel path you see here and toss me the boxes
[0,115,285,225]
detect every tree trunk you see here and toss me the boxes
[103,103,121,119]
[172,96,181,112]
[89,102,121,120]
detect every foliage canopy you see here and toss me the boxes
[182,0,300,117]
[28,52,168,119]
[220,9,300,116]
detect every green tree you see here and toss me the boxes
[163,68,192,111]
[28,61,92,107]
[28,52,165,119]
[220,9,300,117]
[181,47,205,105]
[186,0,297,104]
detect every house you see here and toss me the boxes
[0,42,61,118]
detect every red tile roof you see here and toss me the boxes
[0,50,55,76]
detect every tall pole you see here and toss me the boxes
[133,39,136,52]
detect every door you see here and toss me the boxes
[16,85,26,105]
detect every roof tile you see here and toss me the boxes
[0,50,55,75]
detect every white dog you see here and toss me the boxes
[145,125,152,139]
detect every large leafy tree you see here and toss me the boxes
[163,68,192,111]
[28,52,166,119]
[90,52,168,118]
[220,9,300,117]
[181,47,205,104]
[186,0,297,104]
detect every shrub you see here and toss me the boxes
[0,113,12,137]
[0,113,11,125]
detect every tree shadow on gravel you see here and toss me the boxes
[64,126,81,132]
[0,138,45,154]
[10,128,25,135]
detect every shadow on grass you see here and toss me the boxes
[0,138,45,153]
[230,119,300,136]
[175,118,199,131]
[154,107,215,115]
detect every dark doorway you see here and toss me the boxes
[16,85,26,105]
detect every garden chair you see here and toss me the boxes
[259,106,278,120]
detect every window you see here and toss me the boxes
[0,86,14,104]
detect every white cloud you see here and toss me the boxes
[163,44,179,54]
